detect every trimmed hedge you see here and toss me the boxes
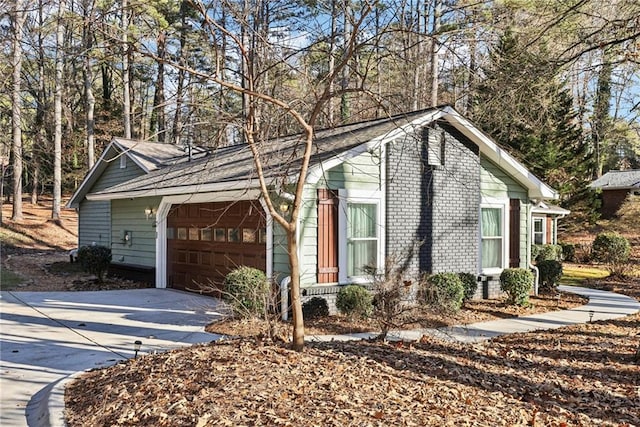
[458,272,478,301]
[591,232,631,265]
[532,244,563,262]
[302,297,329,320]
[77,245,112,282]
[499,268,533,306]
[421,272,465,312]
[336,285,373,318]
[537,260,563,292]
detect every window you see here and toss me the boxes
[201,228,212,241]
[533,217,544,245]
[119,154,126,169]
[338,189,383,283]
[481,207,503,270]
[347,203,378,277]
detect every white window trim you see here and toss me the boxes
[532,216,546,245]
[338,188,384,284]
[480,198,509,275]
[119,154,127,169]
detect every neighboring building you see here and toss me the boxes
[68,106,564,302]
[589,169,640,219]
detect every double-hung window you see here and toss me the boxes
[338,189,383,283]
[533,217,545,245]
[481,205,505,271]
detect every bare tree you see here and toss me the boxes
[11,0,26,221]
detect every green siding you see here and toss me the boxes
[78,148,146,248]
[481,157,530,268]
[110,197,161,267]
[300,150,382,286]
[78,200,111,247]
[480,157,527,200]
[272,222,290,283]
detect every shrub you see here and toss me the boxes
[559,242,576,263]
[223,266,271,318]
[336,285,373,319]
[420,272,464,313]
[458,272,478,301]
[537,260,563,292]
[532,244,563,262]
[499,268,534,306]
[591,232,631,266]
[302,297,329,320]
[77,245,112,282]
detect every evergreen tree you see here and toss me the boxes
[472,30,591,200]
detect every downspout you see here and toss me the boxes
[527,202,539,295]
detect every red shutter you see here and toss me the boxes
[546,217,553,244]
[317,189,339,283]
[509,199,521,268]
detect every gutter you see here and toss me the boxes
[527,203,539,295]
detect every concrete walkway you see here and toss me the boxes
[0,289,224,427]
[307,285,640,343]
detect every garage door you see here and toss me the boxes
[167,201,267,295]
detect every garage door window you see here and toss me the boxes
[201,228,212,241]
[214,228,226,242]
[243,228,256,243]
[228,228,240,242]
[177,227,187,240]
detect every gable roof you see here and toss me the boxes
[67,138,209,208]
[589,169,640,190]
[532,201,570,216]
[84,107,558,202]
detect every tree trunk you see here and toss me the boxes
[11,0,26,221]
[122,0,132,139]
[52,0,66,221]
[592,49,612,178]
[429,0,440,107]
[287,231,305,351]
[151,30,166,143]
[84,0,96,168]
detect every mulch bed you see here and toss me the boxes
[64,278,639,426]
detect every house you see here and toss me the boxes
[531,201,570,246]
[68,106,564,302]
[589,169,640,219]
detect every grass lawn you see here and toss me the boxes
[0,268,25,290]
[560,264,609,286]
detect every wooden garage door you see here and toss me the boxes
[167,201,267,295]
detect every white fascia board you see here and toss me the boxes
[67,141,120,209]
[441,107,559,201]
[306,110,445,185]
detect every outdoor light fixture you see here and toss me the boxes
[279,203,289,213]
[133,340,142,358]
[144,207,154,219]
[589,310,594,323]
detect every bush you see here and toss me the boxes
[559,242,576,263]
[458,272,478,302]
[223,266,271,318]
[532,244,563,262]
[77,245,112,282]
[336,285,373,318]
[420,273,464,313]
[302,297,329,320]
[499,268,534,306]
[537,260,563,292]
[591,232,631,266]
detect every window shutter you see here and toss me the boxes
[546,217,553,244]
[509,199,520,268]
[317,189,338,283]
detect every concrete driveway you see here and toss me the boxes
[0,289,224,427]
